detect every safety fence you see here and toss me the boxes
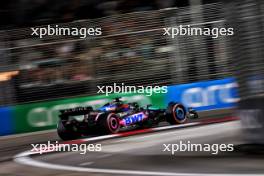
[0,3,232,106]
[225,0,264,143]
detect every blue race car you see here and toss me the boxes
[57,97,198,140]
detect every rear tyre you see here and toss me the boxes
[57,120,80,141]
[97,113,120,134]
[166,103,187,124]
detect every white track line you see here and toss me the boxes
[14,119,251,176]
[13,156,262,176]
[153,122,200,131]
[81,134,120,142]
[79,162,94,166]
[16,122,200,156]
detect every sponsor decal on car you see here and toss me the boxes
[122,112,146,126]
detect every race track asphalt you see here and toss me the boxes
[1,108,264,176]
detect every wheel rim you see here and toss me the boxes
[109,117,118,130]
[175,107,185,120]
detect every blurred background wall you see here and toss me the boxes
[224,0,264,144]
[0,0,263,138]
[0,2,231,106]
[0,0,221,30]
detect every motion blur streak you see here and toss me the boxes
[13,157,262,176]
[13,121,250,176]
[0,0,264,175]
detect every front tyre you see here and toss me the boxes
[97,113,120,134]
[166,103,187,124]
[57,120,80,141]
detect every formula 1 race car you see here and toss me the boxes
[57,97,198,140]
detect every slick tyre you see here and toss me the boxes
[57,120,80,141]
[166,103,187,124]
[97,113,120,134]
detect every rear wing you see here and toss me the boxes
[59,106,93,118]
